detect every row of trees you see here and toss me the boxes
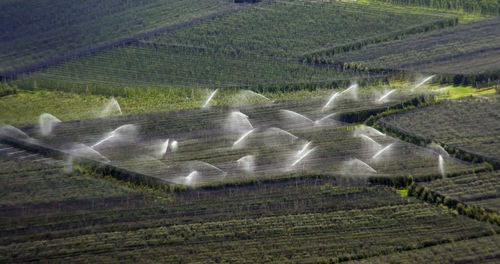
[376,0,500,15]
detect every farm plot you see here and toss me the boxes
[1,93,485,187]
[417,171,500,213]
[0,0,238,75]
[348,234,500,264]
[19,0,456,92]
[378,94,500,167]
[1,180,497,263]
[329,17,500,76]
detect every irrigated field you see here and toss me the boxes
[378,94,500,166]
[328,17,500,78]
[0,0,239,76]
[2,91,486,187]
[18,0,457,93]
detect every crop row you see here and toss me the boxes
[2,201,495,263]
[0,0,237,74]
[418,171,500,212]
[325,17,500,86]
[377,94,500,167]
[349,234,500,263]
[17,0,454,94]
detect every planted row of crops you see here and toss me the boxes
[0,0,238,75]
[417,170,500,213]
[326,17,500,85]
[1,175,497,262]
[378,94,500,167]
[349,234,500,263]
[5,94,485,187]
[18,0,455,93]
[374,0,500,15]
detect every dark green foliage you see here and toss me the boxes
[375,0,500,15]
[325,18,500,87]
[0,0,237,75]
[378,94,500,168]
[0,82,16,97]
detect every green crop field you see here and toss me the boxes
[17,0,457,94]
[325,17,500,85]
[348,234,500,263]
[378,94,500,166]
[417,171,500,213]
[0,0,239,75]
[1,0,500,262]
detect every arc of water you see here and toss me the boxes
[296,141,311,157]
[203,89,218,108]
[360,134,382,148]
[170,140,179,152]
[39,113,61,136]
[412,75,435,91]
[341,83,358,95]
[315,113,336,124]
[246,90,271,101]
[185,170,199,185]
[269,127,298,140]
[91,134,116,149]
[291,147,316,167]
[371,143,394,160]
[438,155,445,177]
[233,129,255,147]
[322,92,339,111]
[377,89,396,102]
[280,109,313,123]
[160,139,169,157]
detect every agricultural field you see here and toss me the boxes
[18,0,458,92]
[378,94,500,166]
[418,171,500,213]
[349,234,500,263]
[0,0,239,76]
[1,172,497,262]
[328,17,500,78]
[1,0,500,262]
[1,90,486,187]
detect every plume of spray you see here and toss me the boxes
[314,113,337,125]
[170,140,178,152]
[184,170,199,186]
[377,89,396,104]
[246,90,271,101]
[280,109,313,125]
[322,92,340,112]
[237,155,255,173]
[353,125,385,138]
[291,147,316,167]
[100,97,122,118]
[0,125,29,139]
[152,139,169,159]
[203,89,218,108]
[412,75,435,91]
[225,111,253,134]
[68,143,110,163]
[322,83,358,111]
[232,129,255,148]
[371,143,394,160]
[428,143,449,157]
[340,158,377,175]
[91,124,138,149]
[39,113,61,136]
[438,155,446,178]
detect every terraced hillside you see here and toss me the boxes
[0,0,239,76]
[378,94,500,166]
[19,0,457,92]
[328,17,500,80]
